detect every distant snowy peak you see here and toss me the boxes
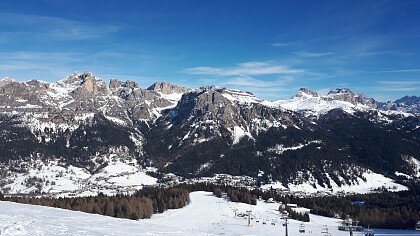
[391,96,420,114]
[57,71,98,86]
[0,77,17,87]
[326,88,378,108]
[327,87,354,95]
[275,93,361,116]
[296,88,320,97]
[270,88,398,117]
[395,95,420,106]
[221,88,261,104]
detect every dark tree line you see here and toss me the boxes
[291,189,420,229]
[282,206,310,222]
[5,187,189,220]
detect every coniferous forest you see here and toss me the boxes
[292,189,420,229]
[2,187,189,220]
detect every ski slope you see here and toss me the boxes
[0,191,355,236]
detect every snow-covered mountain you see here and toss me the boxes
[0,72,419,196]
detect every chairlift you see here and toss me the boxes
[364,226,375,236]
[299,222,306,233]
[321,225,329,234]
[364,230,375,236]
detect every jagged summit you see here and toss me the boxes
[109,78,139,92]
[327,88,354,95]
[1,76,16,82]
[147,82,191,94]
[296,88,319,97]
[58,71,98,85]
[0,77,17,87]
[395,95,420,105]
[325,88,378,108]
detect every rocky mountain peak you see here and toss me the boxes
[67,72,109,99]
[0,77,17,87]
[392,95,420,114]
[199,85,221,91]
[326,88,378,108]
[109,79,139,93]
[395,95,420,106]
[59,71,98,86]
[148,82,190,94]
[327,88,354,95]
[297,88,319,97]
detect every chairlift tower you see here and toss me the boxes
[349,220,360,236]
[246,210,252,226]
[233,208,238,217]
[280,214,289,236]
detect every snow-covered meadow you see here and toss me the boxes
[1,157,157,198]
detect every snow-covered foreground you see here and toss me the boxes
[1,191,353,236]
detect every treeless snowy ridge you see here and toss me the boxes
[0,191,352,236]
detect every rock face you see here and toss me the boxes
[393,96,420,114]
[326,88,379,108]
[148,82,191,94]
[0,72,419,194]
[297,88,319,97]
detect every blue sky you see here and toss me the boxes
[0,0,419,101]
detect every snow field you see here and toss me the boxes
[0,191,353,236]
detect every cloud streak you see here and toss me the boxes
[367,69,420,73]
[374,80,420,92]
[184,61,304,77]
[0,13,122,41]
[294,51,335,58]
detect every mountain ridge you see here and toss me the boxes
[0,72,419,197]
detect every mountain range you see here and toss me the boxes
[0,71,419,196]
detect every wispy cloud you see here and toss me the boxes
[379,80,420,86]
[367,68,420,73]
[224,77,295,88]
[375,80,420,92]
[184,61,304,76]
[271,42,290,47]
[183,61,306,99]
[294,51,335,58]
[0,13,122,41]
[0,51,87,80]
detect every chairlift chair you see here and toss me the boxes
[321,225,329,234]
[364,229,375,236]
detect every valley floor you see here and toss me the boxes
[1,191,417,236]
